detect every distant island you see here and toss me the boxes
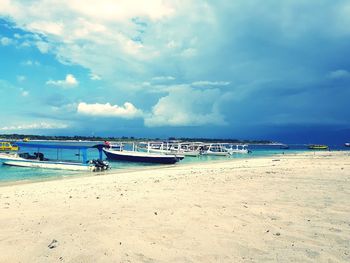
[0,134,274,144]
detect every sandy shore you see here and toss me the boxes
[0,151,349,262]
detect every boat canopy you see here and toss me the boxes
[15,142,102,163]
[16,142,93,150]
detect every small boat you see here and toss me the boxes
[0,141,19,151]
[0,142,110,171]
[308,144,329,150]
[102,146,182,164]
[345,143,350,147]
[22,138,30,142]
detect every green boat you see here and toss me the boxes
[308,144,329,150]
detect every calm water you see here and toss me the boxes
[0,141,348,183]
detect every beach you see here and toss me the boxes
[0,151,349,262]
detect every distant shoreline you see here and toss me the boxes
[0,134,274,144]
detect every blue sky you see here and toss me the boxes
[0,0,349,143]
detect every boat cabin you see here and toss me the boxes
[0,142,19,151]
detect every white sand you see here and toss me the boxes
[0,151,349,262]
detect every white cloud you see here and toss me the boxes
[192,81,230,86]
[328,69,350,79]
[89,72,101,80]
[21,90,29,97]
[21,60,40,66]
[36,41,50,53]
[67,0,175,22]
[46,74,79,88]
[144,85,227,127]
[0,122,68,131]
[0,36,13,46]
[180,48,197,58]
[0,0,212,84]
[17,75,26,82]
[20,88,29,97]
[166,40,179,49]
[152,76,175,81]
[27,21,64,36]
[51,103,77,114]
[76,86,227,126]
[77,102,143,119]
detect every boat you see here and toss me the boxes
[0,142,110,171]
[99,143,183,164]
[175,142,202,157]
[225,144,251,154]
[201,143,230,156]
[0,141,19,151]
[308,144,329,150]
[22,138,30,142]
[345,143,350,147]
[140,141,201,157]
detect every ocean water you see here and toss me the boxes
[0,141,348,183]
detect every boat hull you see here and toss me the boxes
[103,149,180,164]
[2,160,93,171]
[180,151,200,157]
[146,148,193,157]
[308,145,328,150]
[228,150,249,154]
[202,151,229,156]
[0,153,93,171]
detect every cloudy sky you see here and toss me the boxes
[0,0,349,143]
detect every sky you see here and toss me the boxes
[0,0,349,143]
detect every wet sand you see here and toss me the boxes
[0,151,349,262]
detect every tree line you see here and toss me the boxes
[0,134,272,144]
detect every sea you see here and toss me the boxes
[0,141,348,184]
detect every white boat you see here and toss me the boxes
[176,143,202,157]
[201,143,230,156]
[225,144,250,154]
[0,153,97,171]
[138,141,201,157]
[0,143,109,171]
[177,150,200,157]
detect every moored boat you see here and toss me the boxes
[201,143,230,156]
[308,144,329,150]
[141,141,201,157]
[0,153,102,171]
[102,147,182,164]
[0,141,19,151]
[0,143,109,171]
[225,144,251,154]
[345,143,350,147]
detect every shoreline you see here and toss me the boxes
[0,150,309,187]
